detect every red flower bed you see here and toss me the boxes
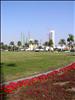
[0,62,75,100]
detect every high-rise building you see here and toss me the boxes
[49,30,55,48]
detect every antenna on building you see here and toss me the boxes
[21,32,23,46]
[39,39,41,46]
[28,32,31,41]
[26,37,28,43]
[49,31,50,41]
[23,33,25,45]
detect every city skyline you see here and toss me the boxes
[1,1,75,45]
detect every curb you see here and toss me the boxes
[1,62,75,86]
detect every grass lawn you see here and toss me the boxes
[1,51,75,82]
[7,66,75,100]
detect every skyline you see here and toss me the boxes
[1,1,75,45]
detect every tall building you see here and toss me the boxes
[21,32,25,46]
[49,30,55,48]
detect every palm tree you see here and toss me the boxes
[17,41,22,51]
[0,42,4,46]
[8,46,11,51]
[58,39,66,47]
[0,42,4,50]
[29,40,34,45]
[0,42,8,50]
[9,41,14,51]
[17,41,22,47]
[67,34,74,49]
[10,41,14,46]
[43,41,49,46]
[48,39,53,47]
[25,43,29,48]
[34,40,38,45]
[4,44,8,50]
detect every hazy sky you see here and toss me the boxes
[1,1,75,45]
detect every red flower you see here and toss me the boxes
[1,62,75,94]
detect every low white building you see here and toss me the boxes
[29,44,34,50]
[28,38,38,51]
[57,45,66,50]
[45,46,50,51]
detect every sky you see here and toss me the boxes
[1,1,75,45]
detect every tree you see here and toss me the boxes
[25,43,29,48]
[67,34,74,49]
[43,41,49,46]
[0,42,4,49]
[8,46,11,51]
[38,46,42,49]
[34,40,38,45]
[0,42,4,46]
[13,45,18,51]
[48,39,53,47]
[9,41,14,51]
[10,41,14,46]
[58,39,66,47]
[0,42,9,50]
[29,40,34,45]
[3,44,8,50]
[17,41,22,47]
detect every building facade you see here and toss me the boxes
[49,30,55,48]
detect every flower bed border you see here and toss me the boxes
[0,62,75,94]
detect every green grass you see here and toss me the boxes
[1,51,75,82]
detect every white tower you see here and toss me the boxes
[49,30,55,48]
